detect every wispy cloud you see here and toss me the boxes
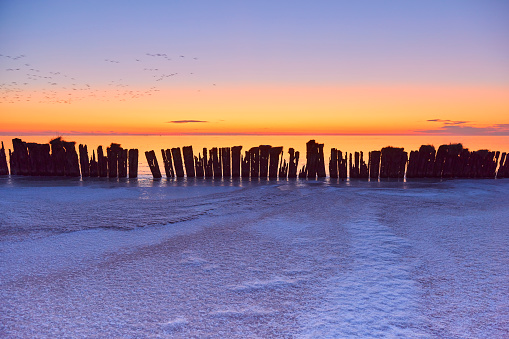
[167,120,208,124]
[418,120,509,136]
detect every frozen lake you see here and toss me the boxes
[1,177,508,338]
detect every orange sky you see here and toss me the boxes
[1,84,508,136]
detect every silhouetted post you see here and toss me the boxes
[241,151,250,178]
[497,153,507,178]
[183,146,195,177]
[338,151,347,179]
[145,150,162,179]
[359,152,368,178]
[13,138,30,175]
[369,151,381,179]
[0,142,8,175]
[62,141,80,177]
[406,150,418,178]
[231,146,242,177]
[442,144,463,178]
[128,149,138,178]
[79,144,90,177]
[9,149,17,175]
[89,150,98,177]
[161,149,174,178]
[269,146,283,178]
[329,148,338,179]
[259,145,271,178]
[298,165,307,178]
[317,143,326,178]
[195,153,204,178]
[288,148,299,178]
[97,146,108,177]
[279,156,288,179]
[210,148,221,178]
[349,153,355,178]
[171,148,185,177]
[306,140,318,179]
[118,148,128,178]
[433,145,447,178]
[249,147,259,178]
[204,148,213,178]
[26,143,40,175]
[221,147,231,178]
[107,144,121,178]
[380,147,406,178]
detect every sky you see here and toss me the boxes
[1,0,508,136]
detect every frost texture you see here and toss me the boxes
[1,177,508,338]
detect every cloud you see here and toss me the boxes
[167,120,208,124]
[417,119,509,136]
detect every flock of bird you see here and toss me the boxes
[0,52,207,105]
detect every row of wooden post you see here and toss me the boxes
[1,138,508,179]
[0,138,138,178]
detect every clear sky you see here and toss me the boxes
[1,1,508,135]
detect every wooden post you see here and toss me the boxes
[97,146,108,177]
[288,148,299,178]
[210,148,221,178]
[259,145,271,178]
[306,140,318,179]
[338,151,347,179]
[204,148,213,178]
[195,153,204,178]
[161,149,174,178]
[368,151,380,179]
[329,148,338,179]
[317,143,326,178]
[118,148,128,178]
[128,149,138,178]
[231,146,242,178]
[380,147,405,178]
[79,144,90,177]
[171,148,185,177]
[221,147,231,178]
[26,143,40,176]
[359,152,368,178]
[0,142,9,175]
[241,151,250,178]
[107,144,120,178]
[63,141,80,177]
[13,138,30,175]
[182,146,195,177]
[497,153,507,178]
[269,146,283,178]
[249,147,259,178]
[90,150,99,177]
[145,150,162,179]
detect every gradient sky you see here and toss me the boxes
[1,1,508,135]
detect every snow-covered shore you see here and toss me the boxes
[1,177,508,338]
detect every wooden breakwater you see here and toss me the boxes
[1,138,138,178]
[0,138,508,180]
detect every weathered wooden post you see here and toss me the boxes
[317,143,326,178]
[79,144,90,177]
[359,152,368,178]
[380,147,406,178]
[128,149,138,178]
[221,147,231,178]
[63,141,80,177]
[329,148,338,179]
[0,142,8,175]
[231,146,242,178]
[210,148,221,178]
[26,143,40,175]
[204,148,213,178]
[279,157,288,179]
[107,144,119,178]
[182,146,195,177]
[161,149,174,178]
[305,140,318,179]
[118,148,128,178]
[171,148,185,177]
[249,147,259,178]
[13,138,30,175]
[145,150,162,179]
[338,151,347,179]
[259,145,271,178]
[97,146,108,177]
[241,151,250,178]
[406,150,418,178]
[146,150,159,178]
[195,153,205,178]
[269,146,283,178]
[89,150,99,177]
[497,152,507,178]
[288,148,299,178]
[368,151,381,179]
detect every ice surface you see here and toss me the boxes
[1,177,508,338]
